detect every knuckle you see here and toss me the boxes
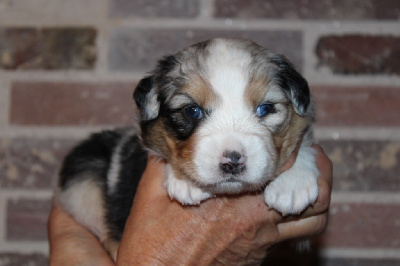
[315,213,329,235]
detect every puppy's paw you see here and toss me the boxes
[264,170,318,215]
[167,178,212,205]
[165,169,212,205]
[264,147,319,215]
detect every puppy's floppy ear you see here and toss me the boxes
[273,56,310,116]
[133,76,160,120]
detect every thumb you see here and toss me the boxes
[133,156,168,203]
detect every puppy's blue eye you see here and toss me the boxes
[184,106,203,120]
[256,104,273,117]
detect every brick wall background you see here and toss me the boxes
[0,0,399,265]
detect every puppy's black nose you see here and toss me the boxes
[220,150,246,174]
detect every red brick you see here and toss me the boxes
[316,35,400,75]
[317,203,400,248]
[109,0,200,18]
[10,82,136,126]
[0,253,48,266]
[11,84,399,127]
[109,29,303,72]
[7,199,51,241]
[215,0,400,20]
[0,28,96,70]
[0,138,77,189]
[320,140,400,192]
[312,86,400,126]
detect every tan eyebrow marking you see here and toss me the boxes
[181,75,219,108]
[244,76,269,107]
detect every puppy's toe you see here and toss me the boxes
[188,185,212,205]
[166,177,211,205]
[264,188,277,205]
[264,169,319,215]
[264,181,294,215]
[292,191,312,214]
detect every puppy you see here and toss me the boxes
[55,38,318,260]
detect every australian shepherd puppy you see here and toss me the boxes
[55,38,319,260]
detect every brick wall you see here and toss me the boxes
[0,0,399,265]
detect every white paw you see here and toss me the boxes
[264,148,319,215]
[264,172,318,215]
[165,166,212,205]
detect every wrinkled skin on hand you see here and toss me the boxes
[48,145,332,266]
[48,206,115,266]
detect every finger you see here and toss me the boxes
[312,144,333,188]
[304,144,333,216]
[127,156,179,215]
[277,212,328,241]
[136,156,167,196]
[48,205,86,243]
[48,206,114,266]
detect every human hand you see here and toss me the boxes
[117,144,332,265]
[48,205,115,266]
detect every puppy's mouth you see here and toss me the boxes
[212,180,244,194]
[224,176,240,183]
[209,174,268,194]
[211,176,261,194]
